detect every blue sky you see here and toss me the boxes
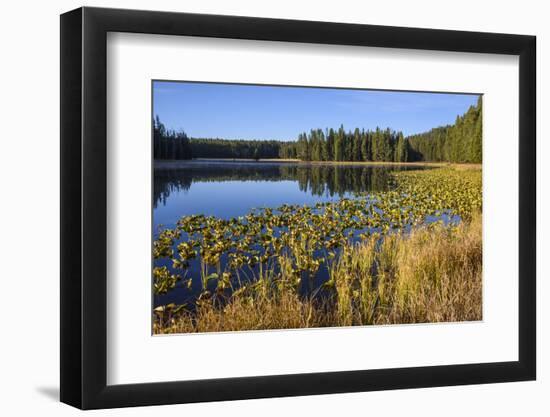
[153,81,480,140]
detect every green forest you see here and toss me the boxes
[153,115,192,160]
[153,96,481,163]
[191,138,281,159]
[407,97,482,163]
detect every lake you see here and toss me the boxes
[152,161,419,225]
[153,160,427,307]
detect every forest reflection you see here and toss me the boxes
[153,162,422,209]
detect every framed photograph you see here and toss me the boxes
[60,6,536,409]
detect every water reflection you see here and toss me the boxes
[154,161,410,211]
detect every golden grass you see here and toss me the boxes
[343,213,482,325]
[154,214,482,334]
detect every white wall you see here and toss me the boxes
[0,0,546,415]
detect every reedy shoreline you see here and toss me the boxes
[154,215,481,333]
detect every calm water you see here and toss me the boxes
[153,161,414,225]
[153,161,425,307]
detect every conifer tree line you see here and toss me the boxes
[190,138,281,160]
[278,126,408,163]
[279,98,482,163]
[153,97,481,163]
[153,116,192,160]
[406,96,482,163]
[153,116,279,160]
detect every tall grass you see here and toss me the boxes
[154,214,482,334]
[332,213,482,326]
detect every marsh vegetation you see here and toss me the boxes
[153,165,482,333]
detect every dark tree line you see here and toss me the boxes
[279,126,408,163]
[153,98,481,163]
[153,116,193,160]
[280,98,481,163]
[154,115,280,160]
[406,97,482,163]
[190,138,281,160]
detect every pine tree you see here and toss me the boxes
[353,128,362,161]
[327,128,335,161]
[471,98,482,163]
[334,125,345,161]
[395,132,406,162]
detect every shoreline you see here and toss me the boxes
[154,158,481,169]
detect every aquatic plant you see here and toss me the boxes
[152,167,482,331]
[154,213,482,333]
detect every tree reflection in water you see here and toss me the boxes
[153,161,416,209]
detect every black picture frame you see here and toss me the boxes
[60,6,536,410]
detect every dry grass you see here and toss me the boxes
[337,213,483,325]
[154,214,482,334]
